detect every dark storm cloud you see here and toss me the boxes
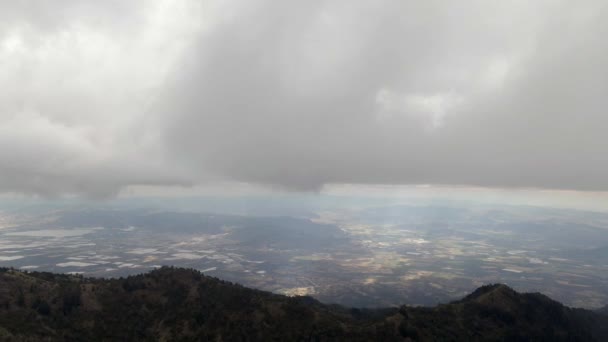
[1,1,607,196]
[164,1,608,191]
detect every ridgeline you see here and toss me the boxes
[0,267,606,341]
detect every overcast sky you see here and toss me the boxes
[1,0,607,198]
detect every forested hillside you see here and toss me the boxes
[0,267,605,341]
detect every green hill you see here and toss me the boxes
[0,267,605,341]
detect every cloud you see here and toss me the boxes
[1,0,607,196]
[0,0,197,196]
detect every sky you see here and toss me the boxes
[1,0,607,204]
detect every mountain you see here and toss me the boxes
[0,267,606,341]
[597,305,608,315]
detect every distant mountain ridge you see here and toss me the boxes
[0,267,606,341]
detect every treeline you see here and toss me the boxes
[0,267,606,341]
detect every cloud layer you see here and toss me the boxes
[1,0,607,196]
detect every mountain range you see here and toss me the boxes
[0,267,606,341]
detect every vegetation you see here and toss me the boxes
[0,267,605,341]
